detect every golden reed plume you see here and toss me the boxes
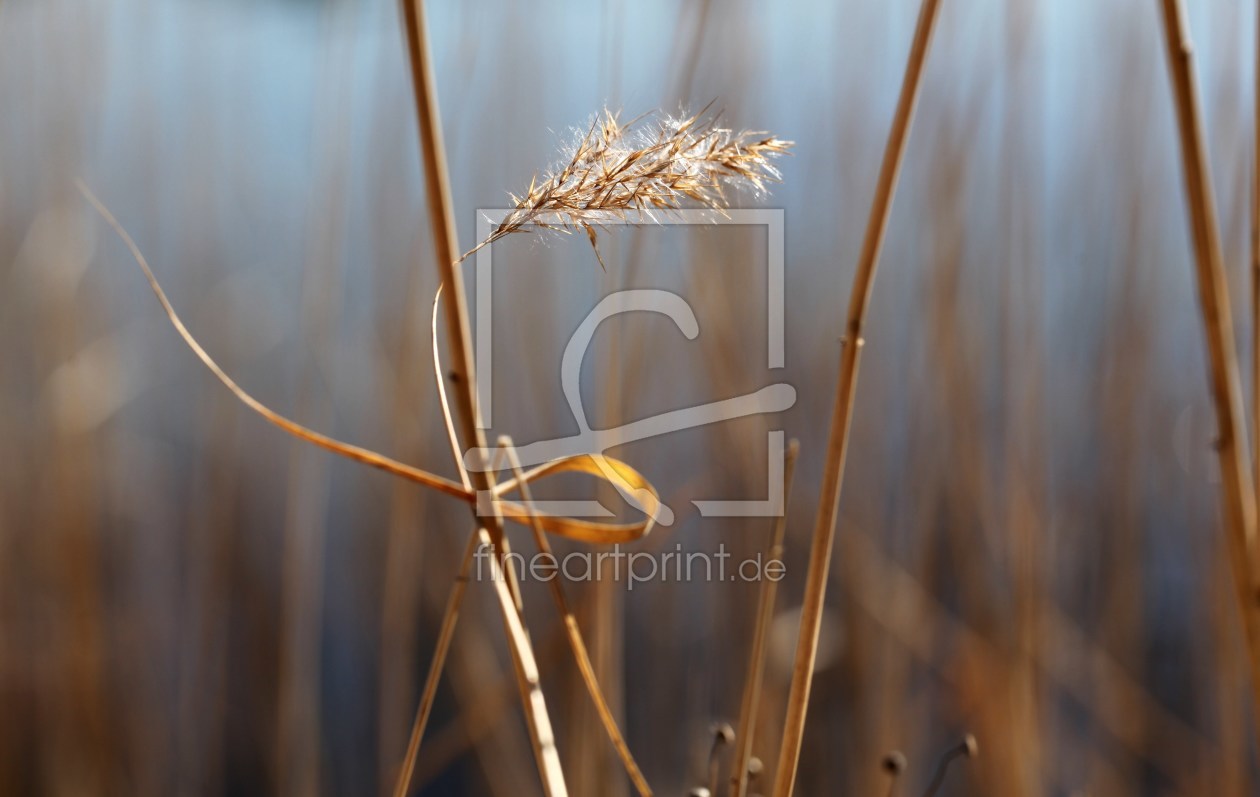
[459,105,793,268]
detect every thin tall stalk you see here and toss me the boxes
[1253,0,1260,580]
[391,530,480,797]
[398,1,567,794]
[730,440,798,797]
[1156,0,1260,735]
[769,2,944,795]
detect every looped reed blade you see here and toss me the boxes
[494,452,659,544]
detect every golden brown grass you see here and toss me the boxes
[26,1,1260,795]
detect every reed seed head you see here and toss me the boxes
[461,105,792,266]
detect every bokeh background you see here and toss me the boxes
[2,0,1259,794]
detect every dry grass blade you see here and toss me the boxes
[458,105,792,264]
[1157,0,1260,739]
[76,180,470,502]
[80,184,659,543]
[499,437,654,797]
[730,440,799,797]
[770,1,944,795]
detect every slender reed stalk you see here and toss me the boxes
[730,440,799,797]
[391,530,480,797]
[770,1,944,794]
[1253,0,1260,576]
[399,0,566,792]
[411,624,575,791]
[1156,0,1260,735]
[478,524,568,793]
[501,439,653,796]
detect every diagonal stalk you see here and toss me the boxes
[730,441,799,797]
[500,438,653,796]
[1157,0,1260,740]
[769,1,944,795]
[391,530,480,797]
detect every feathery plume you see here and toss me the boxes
[459,105,792,267]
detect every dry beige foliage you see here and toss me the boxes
[460,106,792,268]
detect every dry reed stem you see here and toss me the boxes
[459,106,791,265]
[500,439,653,797]
[770,1,943,795]
[1156,0,1260,737]
[398,0,566,790]
[391,529,480,797]
[475,524,568,794]
[76,181,468,497]
[1253,0,1260,591]
[730,440,799,797]
[410,623,575,791]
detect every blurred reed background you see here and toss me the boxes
[2,0,1258,794]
